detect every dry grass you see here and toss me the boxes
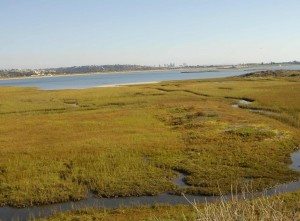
[193,194,297,221]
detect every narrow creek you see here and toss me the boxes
[231,99,278,116]
[231,99,253,108]
[1,150,300,221]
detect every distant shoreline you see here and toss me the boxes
[1,64,298,81]
[0,67,238,81]
[0,66,251,81]
[0,68,186,81]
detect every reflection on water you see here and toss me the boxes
[174,172,189,189]
[232,99,253,108]
[289,150,300,171]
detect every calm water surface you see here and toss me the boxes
[1,65,300,90]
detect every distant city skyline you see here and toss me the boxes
[1,0,300,69]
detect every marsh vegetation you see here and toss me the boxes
[0,70,300,220]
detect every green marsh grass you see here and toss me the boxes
[0,71,300,208]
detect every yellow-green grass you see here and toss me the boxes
[0,72,300,207]
[37,205,196,221]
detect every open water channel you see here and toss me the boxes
[1,65,300,90]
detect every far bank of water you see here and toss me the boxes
[0,65,300,90]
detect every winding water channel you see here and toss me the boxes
[0,150,300,221]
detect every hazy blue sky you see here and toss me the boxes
[1,0,300,69]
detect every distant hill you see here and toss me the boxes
[52,64,156,73]
[0,65,159,78]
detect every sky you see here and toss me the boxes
[0,0,300,69]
